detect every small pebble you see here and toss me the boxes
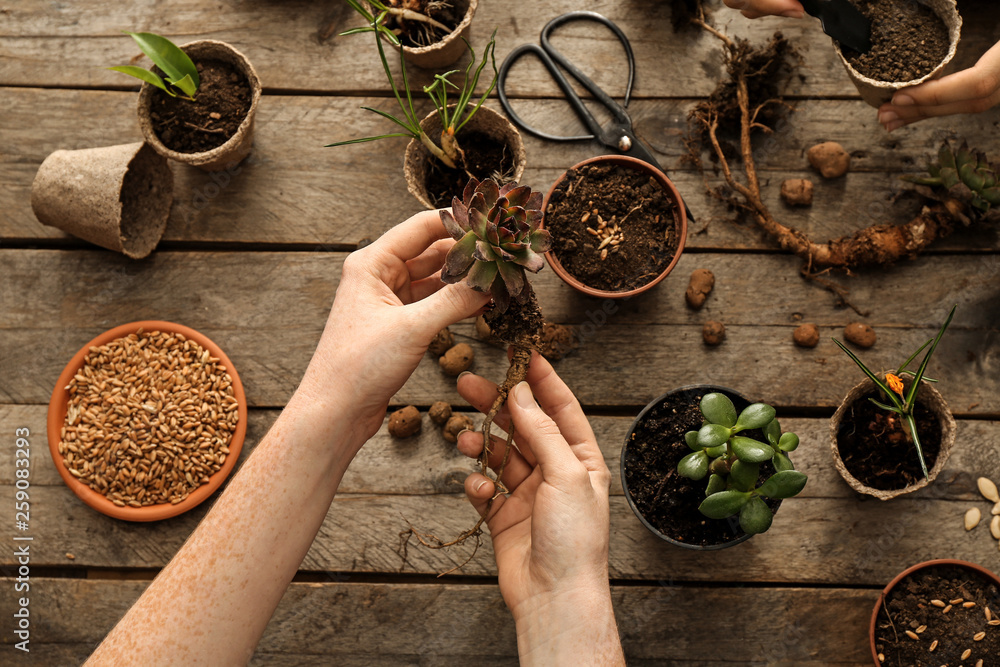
[702,321,726,346]
[439,343,474,376]
[807,141,850,178]
[428,328,454,356]
[844,322,876,348]
[685,268,715,309]
[388,405,421,439]
[793,322,820,348]
[781,178,814,206]
[428,401,452,426]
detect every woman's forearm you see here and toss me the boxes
[87,389,362,666]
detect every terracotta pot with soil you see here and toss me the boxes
[621,385,786,550]
[404,104,525,209]
[870,559,1000,666]
[384,0,479,69]
[31,142,172,259]
[830,375,956,500]
[137,40,262,171]
[542,155,687,299]
[834,0,962,108]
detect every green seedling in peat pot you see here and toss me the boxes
[327,1,497,174]
[109,32,200,101]
[677,393,807,535]
[832,304,957,480]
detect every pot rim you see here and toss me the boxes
[46,320,248,522]
[620,384,771,550]
[541,154,688,299]
[137,39,262,165]
[830,375,956,500]
[869,558,1000,666]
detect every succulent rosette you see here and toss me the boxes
[907,141,1000,224]
[440,177,550,311]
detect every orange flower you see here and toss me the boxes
[886,373,904,395]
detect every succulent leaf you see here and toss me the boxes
[907,140,1000,223]
[439,177,546,312]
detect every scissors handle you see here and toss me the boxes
[498,11,636,143]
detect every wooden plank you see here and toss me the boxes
[0,577,874,664]
[4,403,998,503]
[4,87,1000,249]
[2,249,998,410]
[3,479,999,583]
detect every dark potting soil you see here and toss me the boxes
[843,0,950,82]
[149,59,252,154]
[544,163,680,292]
[836,390,942,490]
[386,0,464,49]
[622,388,780,547]
[874,565,1000,666]
[425,130,516,208]
[484,287,544,346]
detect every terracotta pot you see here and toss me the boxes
[47,321,248,522]
[403,104,525,210]
[869,559,1000,666]
[137,40,262,172]
[830,376,956,500]
[541,155,688,299]
[835,0,962,108]
[30,142,172,259]
[621,385,783,550]
[392,0,478,69]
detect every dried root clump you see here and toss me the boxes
[781,179,814,206]
[428,401,452,425]
[703,320,726,345]
[685,268,715,309]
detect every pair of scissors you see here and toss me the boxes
[497,11,693,220]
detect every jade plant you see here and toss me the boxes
[678,393,807,535]
[327,2,497,173]
[110,32,200,101]
[833,304,956,480]
[441,177,549,312]
[905,141,1000,224]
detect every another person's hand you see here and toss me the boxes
[879,41,1000,131]
[456,353,623,664]
[300,210,490,445]
[723,0,804,19]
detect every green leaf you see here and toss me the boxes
[739,496,773,534]
[757,470,808,499]
[107,66,174,96]
[169,73,197,98]
[730,436,774,463]
[904,305,956,412]
[705,474,726,497]
[684,431,700,451]
[729,460,759,492]
[763,418,781,447]
[705,444,727,458]
[678,450,709,480]
[905,412,930,480]
[734,403,776,431]
[324,133,414,147]
[772,450,794,472]
[868,398,902,413]
[699,490,751,519]
[831,338,905,411]
[777,432,799,452]
[700,392,737,427]
[124,32,200,91]
[696,423,731,449]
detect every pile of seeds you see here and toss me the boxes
[59,329,239,507]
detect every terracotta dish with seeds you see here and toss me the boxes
[47,321,247,521]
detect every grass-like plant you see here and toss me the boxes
[678,393,807,535]
[326,1,497,171]
[833,304,957,479]
[110,32,200,101]
[341,0,453,46]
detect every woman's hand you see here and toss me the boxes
[723,0,805,19]
[456,353,624,665]
[300,210,490,446]
[879,40,1000,131]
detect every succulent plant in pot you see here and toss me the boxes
[113,31,262,172]
[622,386,806,549]
[905,140,1000,225]
[830,305,958,500]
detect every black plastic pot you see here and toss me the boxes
[620,384,782,550]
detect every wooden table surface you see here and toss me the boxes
[2,1,999,664]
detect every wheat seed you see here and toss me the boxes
[943,604,953,614]
[905,630,919,640]
[916,625,927,634]
[964,601,976,609]
[931,599,946,608]
[986,607,993,621]
[973,631,985,641]
[962,648,972,660]
[929,639,938,651]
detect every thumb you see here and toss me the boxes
[508,382,581,482]
[410,282,491,337]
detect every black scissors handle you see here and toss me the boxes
[498,11,636,143]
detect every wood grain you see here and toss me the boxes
[3,87,1000,250]
[0,578,875,665]
[2,249,997,410]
